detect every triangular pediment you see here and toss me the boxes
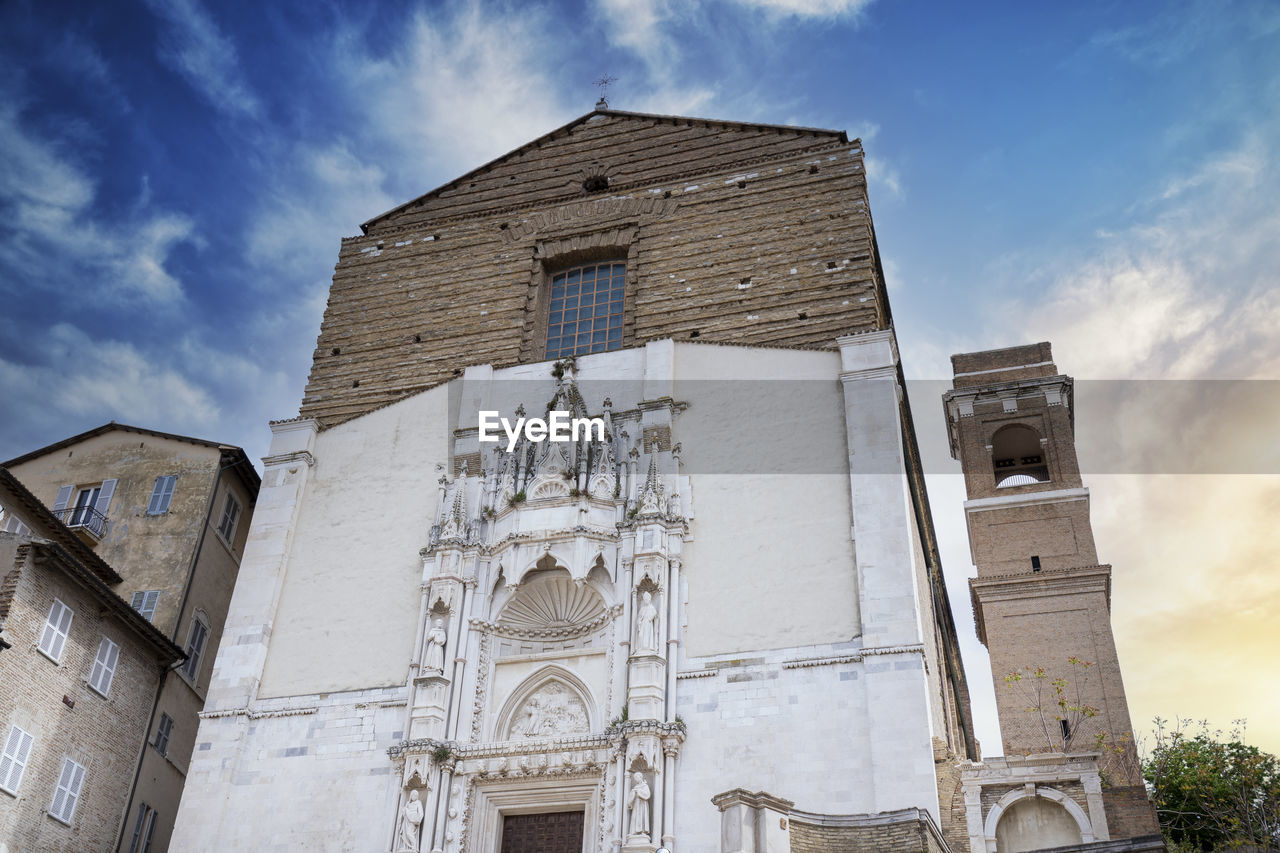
[362,109,849,234]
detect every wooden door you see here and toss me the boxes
[499,810,585,853]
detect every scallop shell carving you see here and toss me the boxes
[498,573,604,630]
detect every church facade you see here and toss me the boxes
[170,108,1155,853]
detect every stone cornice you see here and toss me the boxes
[261,449,315,469]
[963,487,1089,513]
[781,643,925,669]
[199,706,318,720]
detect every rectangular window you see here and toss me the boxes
[154,713,173,756]
[216,493,240,543]
[182,618,208,682]
[546,262,625,359]
[69,485,101,528]
[130,590,160,622]
[129,802,158,853]
[0,725,34,795]
[49,757,86,824]
[59,479,115,537]
[146,475,177,515]
[39,598,74,662]
[88,636,120,696]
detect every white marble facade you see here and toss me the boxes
[171,333,955,852]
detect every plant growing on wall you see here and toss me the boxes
[1003,657,1100,753]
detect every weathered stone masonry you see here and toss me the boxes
[299,110,890,426]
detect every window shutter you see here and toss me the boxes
[155,713,173,755]
[131,590,160,621]
[50,757,85,822]
[184,618,208,681]
[147,479,163,514]
[1,725,34,793]
[89,637,119,695]
[147,476,177,514]
[90,478,116,535]
[218,494,240,541]
[40,599,74,661]
[2,511,28,534]
[52,485,73,512]
[129,804,150,853]
[142,807,158,853]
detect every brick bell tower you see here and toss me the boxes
[944,342,1162,845]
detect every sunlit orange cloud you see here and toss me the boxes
[1093,475,1280,755]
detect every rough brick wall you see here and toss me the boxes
[1103,785,1162,839]
[951,342,1055,389]
[948,348,1156,818]
[299,110,889,425]
[935,743,969,853]
[0,547,162,853]
[951,392,1085,504]
[789,816,945,852]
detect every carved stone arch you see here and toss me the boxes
[634,557,663,591]
[513,548,578,587]
[586,559,614,593]
[983,785,1094,848]
[493,665,598,741]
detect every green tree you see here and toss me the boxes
[1144,718,1280,851]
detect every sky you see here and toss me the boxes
[1,0,1277,759]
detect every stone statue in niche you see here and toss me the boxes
[395,789,424,852]
[509,682,589,738]
[627,772,651,839]
[424,618,447,673]
[635,591,659,654]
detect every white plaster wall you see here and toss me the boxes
[258,384,451,697]
[673,343,859,657]
[673,644,877,852]
[174,687,405,852]
[680,476,858,656]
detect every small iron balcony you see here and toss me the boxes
[52,505,107,540]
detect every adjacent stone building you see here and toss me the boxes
[170,108,978,853]
[0,467,183,853]
[942,344,1163,853]
[1,424,259,852]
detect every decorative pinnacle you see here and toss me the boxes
[645,455,659,491]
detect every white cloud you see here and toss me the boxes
[593,0,684,84]
[864,154,903,200]
[0,96,197,305]
[1090,0,1280,69]
[727,0,874,18]
[0,324,217,434]
[332,2,576,188]
[1015,129,1280,380]
[142,0,262,120]
[247,141,395,275]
